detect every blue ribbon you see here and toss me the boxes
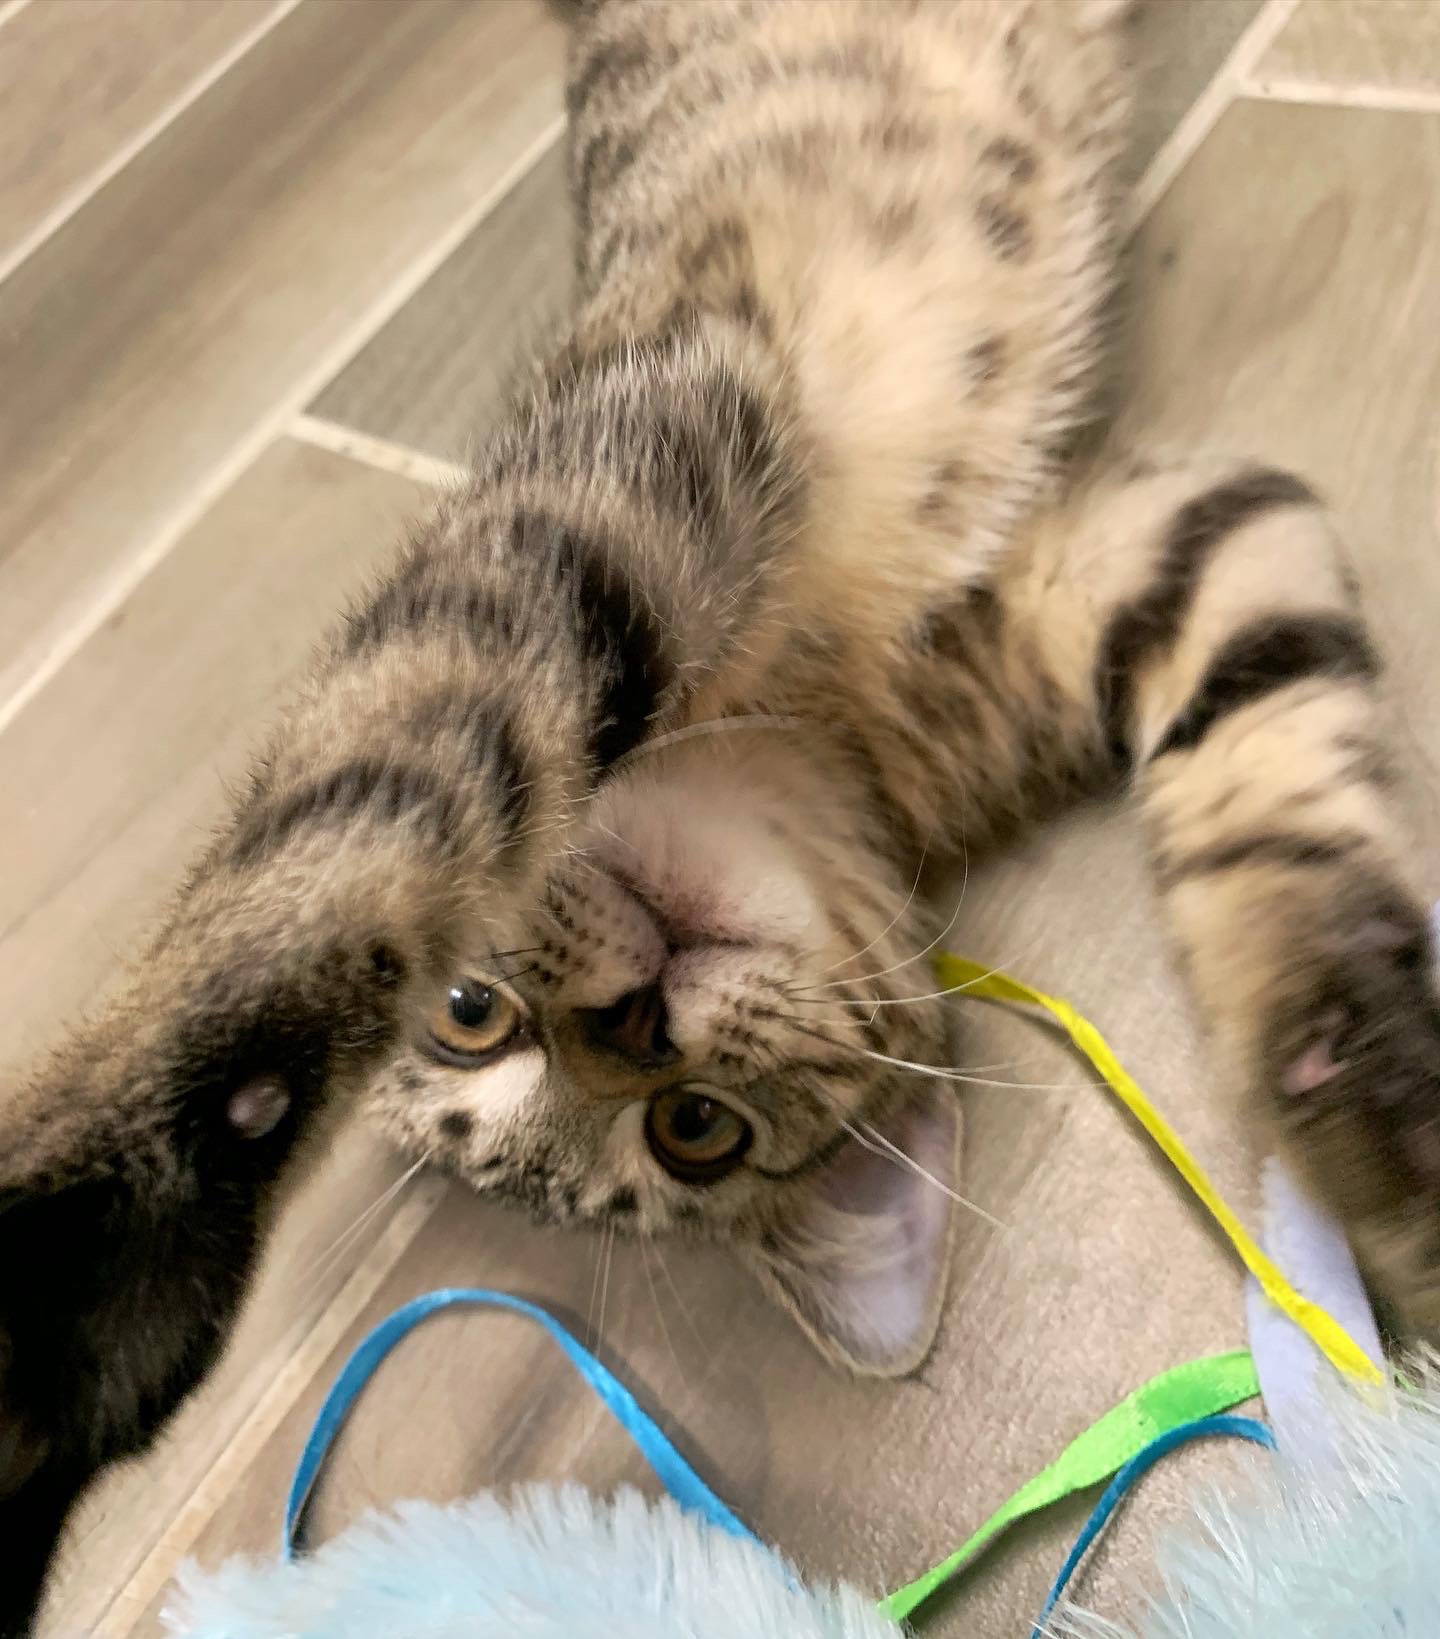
[1032,1413,1276,1635]
[284,1286,761,1560]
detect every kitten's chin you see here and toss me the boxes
[745,1082,964,1377]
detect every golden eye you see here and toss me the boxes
[645,1089,752,1183]
[428,979,524,1065]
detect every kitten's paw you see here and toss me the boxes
[1262,894,1440,1329]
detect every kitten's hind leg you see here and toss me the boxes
[989,455,1440,1326]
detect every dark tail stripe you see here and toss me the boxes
[1163,830,1361,885]
[1150,611,1378,762]
[1097,468,1318,764]
[229,758,463,868]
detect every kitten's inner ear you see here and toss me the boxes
[747,1085,963,1376]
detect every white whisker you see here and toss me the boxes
[795,843,972,993]
[590,820,635,858]
[585,1220,609,1346]
[595,1221,616,1346]
[842,1118,1008,1232]
[853,1041,1099,1092]
[787,1051,1009,1231]
[653,1239,710,1353]
[641,1239,685,1380]
[787,961,1022,1012]
[817,824,934,975]
[292,1158,425,1299]
[612,713,816,768]
[783,1014,1097,1092]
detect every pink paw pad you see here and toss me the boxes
[226,1075,290,1138]
[1281,1040,1345,1097]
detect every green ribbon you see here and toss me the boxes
[881,1348,1261,1623]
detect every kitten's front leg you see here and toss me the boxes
[1026,458,1440,1323]
[0,322,805,1631]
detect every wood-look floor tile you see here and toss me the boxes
[0,0,287,275]
[0,0,563,729]
[1118,100,1440,843]
[1128,0,1265,182]
[311,140,572,461]
[307,0,1261,461]
[1258,0,1440,95]
[7,438,446,1636]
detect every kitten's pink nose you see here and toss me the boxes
[580,983,679,1068]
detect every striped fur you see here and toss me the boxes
[2,2,1437,1627]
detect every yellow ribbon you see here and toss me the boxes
[936,952,1383,1387]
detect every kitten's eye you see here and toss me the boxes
[427,979,524,1065]
[646,1089,752,1183]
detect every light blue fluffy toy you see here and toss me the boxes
[165,1355,1440,1639]
[163,1294,1440,1639]
[166,1483,899,1639]
[163,1142,1440,1637]
[1058,1358,1440,1639]
[163,1289,904,1639]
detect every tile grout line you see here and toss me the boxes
[0,113,565,747]
[94,1173,451,1637]
[1127,0,1303,227]
[0,0,307,292]
[288,413,472,489]
[295,0,1328,505]
[1239,76,1440,115]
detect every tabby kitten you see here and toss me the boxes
[4,0,1439,1628]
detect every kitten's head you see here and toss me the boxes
[0,693,960,1635]
[365,730,962,1375]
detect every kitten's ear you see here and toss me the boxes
[746,1086,962,1376]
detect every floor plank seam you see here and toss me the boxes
[1128,0,1303,226]
[0,0,306,292]
[92,1172,451,1637]
[0,114,565,749]
[1239,77,1440,114]
[288,413,471,490]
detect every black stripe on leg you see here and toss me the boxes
[402,690,534,843]
[1162,830,1361,886]
[229,759,462,868]
[566,36,653,123]
[346,577,516,658]
[515,511,673,773]
[581,561,673,771]
[650,411,719,522]
[1097,468,1319,764]
[575,127,639,228]
[488,716,534,838]
[1150,612,1378,761]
